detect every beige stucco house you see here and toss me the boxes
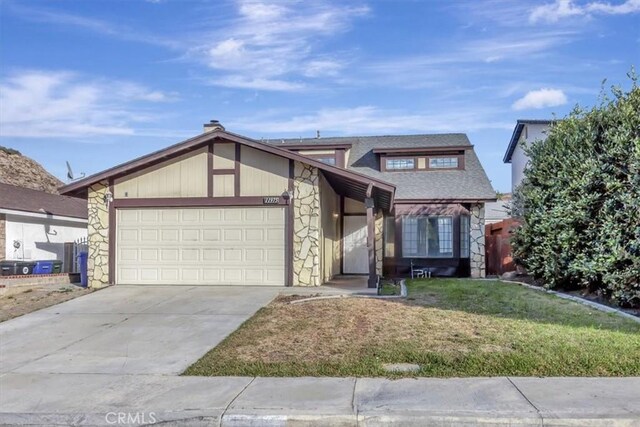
[60,121,495,289]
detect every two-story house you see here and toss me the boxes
[60,121,495,289]
[503,119,552,191]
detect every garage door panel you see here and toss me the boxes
[182,210,200,221]
[117,207,285,285]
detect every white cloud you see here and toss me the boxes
[530,0,640,23]
[0,70,172,138]
[228,106,512,135]
[512,88,568,110]
[6,3,179,48]
[212,76,305,92]
[196,0,368,90]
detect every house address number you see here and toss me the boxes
[263,197,280,204]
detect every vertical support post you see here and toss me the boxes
[365,196,376,288]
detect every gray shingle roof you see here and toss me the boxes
[272,134,496,201]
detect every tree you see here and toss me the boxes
[511,73,640,307]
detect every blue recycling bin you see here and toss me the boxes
[33,260,54,274]
[78,252,88,287]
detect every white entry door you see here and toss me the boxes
[343,216,368,274]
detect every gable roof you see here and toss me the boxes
[0,183,87,219]
[504,119,553,163]
[58,129,396,209]
[274,133,496,201]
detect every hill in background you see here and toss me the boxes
[0,146,63,194]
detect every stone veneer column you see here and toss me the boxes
[469,203,486,278]
[292,162,321,286]
[375,212,383,275]
[87,181,110,288]
[0,214,5,260]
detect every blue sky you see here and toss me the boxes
[1,0,638,192]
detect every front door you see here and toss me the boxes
[343,216,368,274]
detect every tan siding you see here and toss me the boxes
[114,149,207,198]
[213,174,235,197]
[344,197,366,214]
[417,158,426,169]
[213,143,235,169]
[239,146,288,197]
[319,175,340,282]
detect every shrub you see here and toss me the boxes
[511,73,640,307]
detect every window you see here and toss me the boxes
[429,157,459,169]
[401,216,453,258]
[315,157,336,165]
[460,215,470,258]
[386,158,415,170]
[384,216,395,257]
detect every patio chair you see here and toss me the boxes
[410,260,425,279]
[410,260,432,279]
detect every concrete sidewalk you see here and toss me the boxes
[1,374,638,426]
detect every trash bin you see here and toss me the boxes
[78,252,88,287]
[0,260,18,276]
[52,260,63,274]
[15,261,36,275]
[33,260,54,274]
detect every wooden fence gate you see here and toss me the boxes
[485,218,520,276]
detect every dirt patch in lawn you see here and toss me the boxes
[185,280,640,378]
[0,284,92,322]
[229,296,509,363]
[185,295,516,377]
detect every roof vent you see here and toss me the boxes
[203,119,225,133]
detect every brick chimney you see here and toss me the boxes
[203,119,225,133]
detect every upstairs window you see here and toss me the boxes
[315,157,336,166]
[386,158,415,170]
[429,157,459,169]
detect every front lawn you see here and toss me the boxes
[184,279,640,377]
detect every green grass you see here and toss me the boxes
[184,279,640,377]
[379,282,401,296]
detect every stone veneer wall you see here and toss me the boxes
[292,162,321,286]
[469,203,486,278]
[375,212,383,275]
[0,214,5,260]
[88,181,110,288]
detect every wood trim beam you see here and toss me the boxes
[234,143,241,197]
[108,179,116,285]
[366,198,377,288]
[211,168,235,175]
[207,143,213,197]
[372,145,472,154]
[286,159,294,287]
[339,195,344,275]
[112,196,288,208]
[365,182,374,198]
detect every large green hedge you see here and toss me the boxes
[511,75,640,307]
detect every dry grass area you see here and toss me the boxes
[185,279,640,377]
[0,284,92,322]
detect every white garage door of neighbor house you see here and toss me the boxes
[116,207,285,285]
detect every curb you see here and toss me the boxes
[501,280,640,324]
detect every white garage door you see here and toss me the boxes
[116,207,285,285]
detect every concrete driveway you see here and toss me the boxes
[0,285,278,375]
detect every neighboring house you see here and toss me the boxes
[503,119,552,191]
[484,193,511,225]
[60,121,495,289]
[0,183,87,264]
